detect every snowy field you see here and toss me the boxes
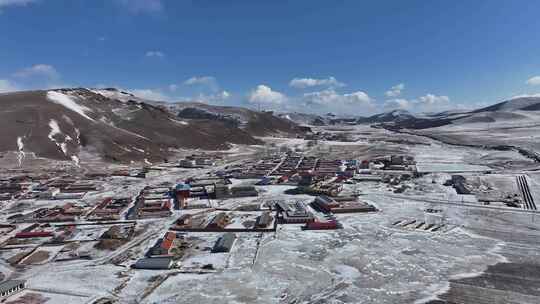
[1,124,540,303]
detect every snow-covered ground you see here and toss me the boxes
[2,124,540,304]
[47,91,95,122]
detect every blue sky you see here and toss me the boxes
[1,0,540,114]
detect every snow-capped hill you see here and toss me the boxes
[90,87,137,102]
[0,88,263,165]
[167,102,305,136]
[357,109,415,124]
[276,112,328,126]
[473,96,540,113]
[375,96,540,130]
[389,109,411,117]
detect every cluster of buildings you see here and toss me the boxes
[85,167,147,179]
[187,177,231,200]
[296,156,318,173]
[133,186,172,219]
[230,153,360,195]
[33,178,97,200]
[110,168,146,178]
[272,154,303,176]
[171,209,275,232]
[0,181,25,201]
[367,155,416,172]
[312,159,347,178]
[11,202,87,223]
[172,177,259,210]
[133,229,237,270]
[0,174,99,201]
[236,153,357,181]
[178,153,220,168]
[128,151,396,273]
[238,155,282,178]
[89,197,131,220]
[304,131,355,142]
[0,223,60,254]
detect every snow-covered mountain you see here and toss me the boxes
[380,96,540,130]
[357,109,415,124]
[158,102,304,136]
[473,96,540,113]
[276,112,328,126]
[0,88,303,165]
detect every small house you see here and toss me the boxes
[176,214,192,226]
[0,280,26,300]
[211,233,236,253]
[133,257,173,270]
[255,212,273,228]
[230,186,258,198]
[207,212,230,229]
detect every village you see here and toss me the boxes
[0,124,538,303]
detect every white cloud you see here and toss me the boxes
[0,79,18,93]
[526,76,540,86]
[116,0,163,14]
[248,85,287,105]
[126,84,230,104]
[303,89,373,107]
[395,94,450,113]
[0,0,37,8]
[220,90,230,99]
[145,51,164,58]
[183,76,218,90]
[417,94,450,107]
[129,89,171,101]
[184,76,213,85]
[0,64,66,92]
[289,76,345,89]
[191,90,231,104]
[512,93,540,99]
[383,98,411,110]
[344,91,373,105]
[13,64,58,79]
[382,94,454,113]
[385,83,405,97]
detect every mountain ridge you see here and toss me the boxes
[0,88,304,165]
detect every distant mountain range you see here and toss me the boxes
[2,87,539,165]
[383,96,540,130]
[0,88,304,164]
[278,96,540,130]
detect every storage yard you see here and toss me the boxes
[0,124,539,303]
